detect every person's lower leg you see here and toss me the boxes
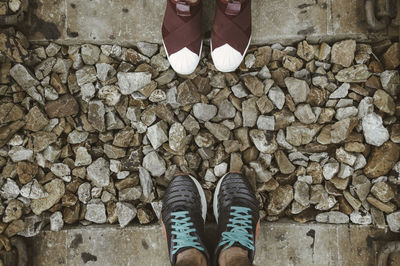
[218,247,252,266]
[176,248,207,266]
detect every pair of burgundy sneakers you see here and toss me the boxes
[162,0,251,75]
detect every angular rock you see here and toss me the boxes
[31,179,65,215]
[169,122,186,153]
[387,211,400,232]
[146,121,168,150]
[88,100,106,132]
[193,103,217,122]
[45,95,79,118]
[139,167,153,199]
[50,211,64,231]
[335,64,371,83]
[373,89,395,115]
[249,129,277,154]
[285,77,310,104]
[116,202,137,228]
[143,151,166,177]
[371,182,394,203]
[331,40,356,67]
[85,199,107,224]
[117,72,152,95]
[362,113,389,146]
[205,122,230,141]
[87,158,110,187]
[267,185,293,215]
[242,98,259,127]
[316,211,349,224]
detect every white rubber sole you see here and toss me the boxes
[189,175,207,222]
[162,40,203,75]
[213,172,231,223]
[210,37,251,72]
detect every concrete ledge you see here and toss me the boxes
[25,221,396,266]
[22,0,396,46]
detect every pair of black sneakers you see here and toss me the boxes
[161,172,260,266]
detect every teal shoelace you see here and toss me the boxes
[171,211,204,255]
[218,206,254,251]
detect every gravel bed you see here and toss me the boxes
[0,29,400,244]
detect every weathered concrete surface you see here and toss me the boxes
[26,221,398,266]
[22,0,398,46]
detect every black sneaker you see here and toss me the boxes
[161,174,209,265]
[213,172,260,265]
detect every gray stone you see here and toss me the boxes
[268,86,285,110]
[149,89,166,102]
[143,151,166,177]
[67,130,89,144]
[10,64,39,89]
[78,182,91,204]
[169,123,186,152]
[20,180,48,199]
[214,162,228,177]
[249,129,277,154]
[193,103,217,122]
[139,167,153,200]
[335,107,358,120]
[75,147,92,166]
[50,211,64,231]
[316,211,349,224]
[337,163,354,179]
[294,181,310,207]
[257,116,275,131]
[116,202,137,228]
[323,160,339,180]
[8,146,33,162]
[96,63,116,82]
[329,83,349,99]
[81,44,101,65]
[231,83,248,98]
[350,211,372,225]
[76,66,97,86]
[380,70,400,96]
[117,72,152,95]
[294,104,315,124]
[386,211,400,232]
[87,158,110,187]
[136,42,158,57]
[362,113,389,147]
[284,77,310,104]
[88,100,106,132]
[242,98,259,127]
[80,83,96,102]
[217,100,236,120]
[50,163,71,178]
[147,121,168,149]
[85,199,107,224]
[35,57,56,80]
[119,187,142,201]
[98,85,121,106]
[0,178,20,199]
[205,122,230,141]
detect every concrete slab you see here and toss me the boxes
[21,0,397,46]
[26,222,392,266]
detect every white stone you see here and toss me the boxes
[117,72,152,95]
[20,180,48,199]
[316,211,349,224]
[329,83,349,99]
[387,211,400,232]
[284,77,310,103]
[50,211,64,231]
[362,113,389,146]
[85,199,107,224]
[323,160,339,180]
[268,86,285,110]
[257,116,275,131]
[139,167,153,199]
[143,151,166,177]
[116,202,137,228]
[0,179,20,199]
[8,146,33,162]
[87,158,110,187]
[50,163,71,177]
[214,162,228,177]
[193,103,217,122]
[146,122,168,150]
[75,147,92,166]
[78,182,91,204]
[350,211,372,225]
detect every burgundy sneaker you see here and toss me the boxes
[162,0,203,75]
[211,0,251,72]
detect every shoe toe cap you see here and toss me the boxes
[211,44,245,72]
[168,47,200,75]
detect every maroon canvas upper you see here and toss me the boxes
[162,0,203,56]
[212,0,252,54]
